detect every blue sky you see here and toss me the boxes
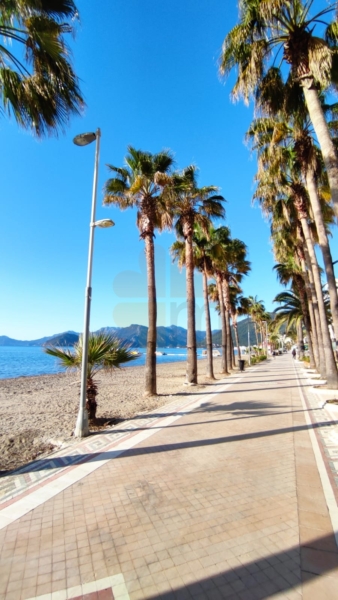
[1,0,338,340]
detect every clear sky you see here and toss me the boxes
[1,0,337,340]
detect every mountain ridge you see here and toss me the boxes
[0,319,256,348]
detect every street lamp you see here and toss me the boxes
[73,129,114,437]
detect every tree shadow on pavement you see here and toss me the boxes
[143,532,338,599]
[8,419,336,475]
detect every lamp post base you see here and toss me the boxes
[74,407,90,438]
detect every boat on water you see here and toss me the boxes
[155,351,167,356]
[130,350,142,357]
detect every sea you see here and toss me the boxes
[0,347,211,380]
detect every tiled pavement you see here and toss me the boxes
[1,356,338,599]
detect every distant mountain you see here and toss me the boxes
[42,332,79,347]
[1,317,276,349]
[115,324,148,347]
[95,326,121,335]
[0,331,78,347]
[205,317,269,347]
[0,324,205,348]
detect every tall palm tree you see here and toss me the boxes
[170,167,225,384]
[274,258,316,368]
[229,290,251,360]
[171,224,219,380]
[220,0,338,218]
[208,227,232,375]
[104,147,174,396]
[0,0,84,135]
[45,332,137,423]
[192,226,216,379]
[248,296,265,348]
[219,234,251,369]
[248,110,338,339]
[274,290,307,356]
[270,184,322,369]
[252,122,338,385]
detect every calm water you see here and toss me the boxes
[0,346,210,380]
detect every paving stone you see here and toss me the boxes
[1,358,338,599]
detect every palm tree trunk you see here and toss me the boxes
[233,314,241,360]
[295,277,316,369]
[230,327,235,368]
[202,267,214,379]
[297,321,304,360]
[300,215,338,387]
[144,235,157,396]
[306,168,338,340]
[302,83,338,220]
[185,234,197,384]
[217,273,229,375]
[222,280,233,371]
[86,378,98,423]
[298,252,320,370]
[302,238,326,374]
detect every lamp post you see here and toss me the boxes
[73,129,114,437]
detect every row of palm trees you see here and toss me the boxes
[221,0,338,388]
[103,148,220,394]
[103,146,268,395]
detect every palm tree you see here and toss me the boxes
[274,290,307,357]
[170,167,225,384]
[251,119,338,385]
[192,226,216,379]
[248,110,338,340]
[0,0,84,135]
[229,291,251,361]
[218,233,251,369]
[207,227,231,375]
[171,224,224,380]
[260,149,338,389]
[248,296,265,348]
[274,258,316,368]
[103,147,174,396]
[44,332,137,423]
[269,182,322,369]
[220,0,338,219]
[208,280,229,374]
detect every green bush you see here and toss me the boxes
[250,354,267,365]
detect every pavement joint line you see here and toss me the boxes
[0,371,246,529]
[294,362,338,547]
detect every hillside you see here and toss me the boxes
[0,324,207,349]
[0,319,264,349]
[208,318,258,347]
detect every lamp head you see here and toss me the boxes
[94,219,115,228]
[73,132,96,146]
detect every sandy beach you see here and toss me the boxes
[0,357,226,474]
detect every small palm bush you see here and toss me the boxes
[44,332,137,422]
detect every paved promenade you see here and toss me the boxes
[1,355,338,599]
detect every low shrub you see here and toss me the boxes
[250,354,267,365]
